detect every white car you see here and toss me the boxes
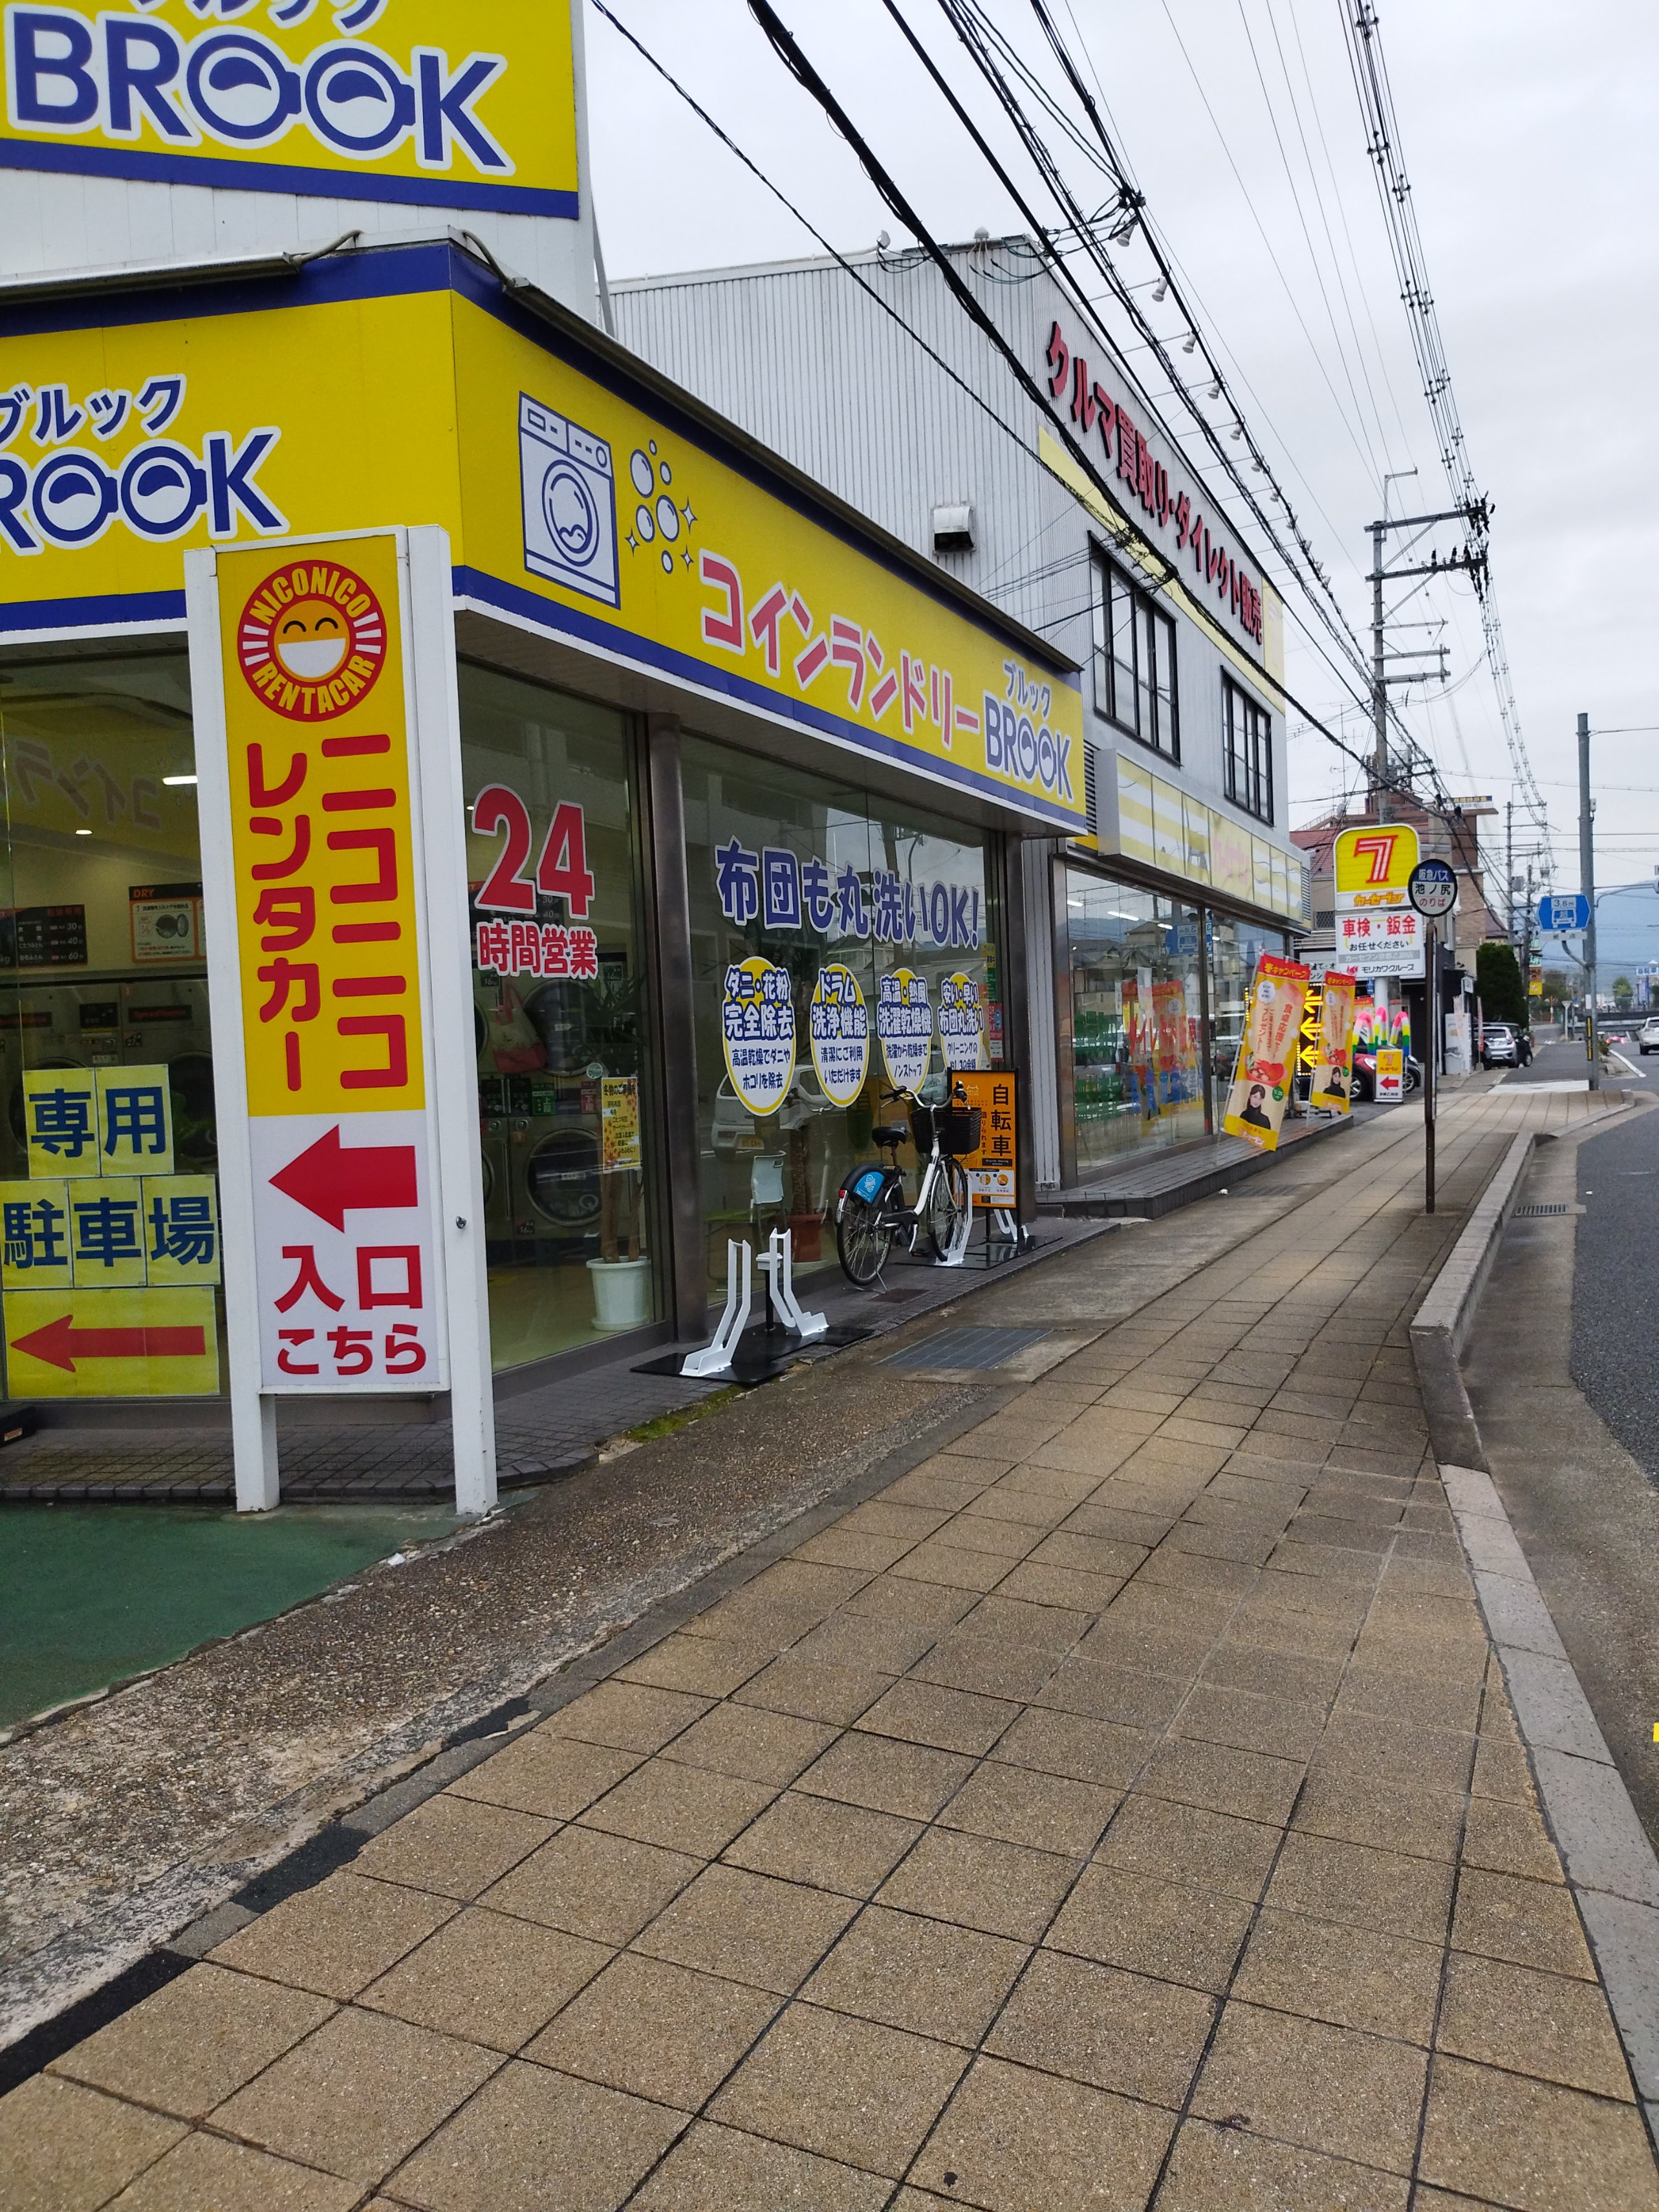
[1638,1019,1659,1056]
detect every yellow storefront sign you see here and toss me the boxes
[0,4,578,218]
[217,533,426,1117]
[1334,823,1420,901]
[5,1285,218,1397]
[0,246,1083,832]
[1112,757,1308,925]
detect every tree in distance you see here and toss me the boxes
[1477,940,1529,1030]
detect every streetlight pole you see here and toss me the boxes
[1579,710,1598,1089]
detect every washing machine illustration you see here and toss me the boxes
[520,394,620,607]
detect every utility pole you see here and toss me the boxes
[1579,710,1598,1089]
[1372,519,1389,825]
[1505,801,1514,948]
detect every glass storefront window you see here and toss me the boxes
[461,665,658,1365]
[681,736,1002,1287]
[1065,867,1205,1175]
[1208,912,1289,1100]
[0,651,223,1399]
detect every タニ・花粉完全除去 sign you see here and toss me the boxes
[1,2,580,217]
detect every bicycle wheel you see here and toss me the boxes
[925,1153,970,1260]
[837,1189,895,1286]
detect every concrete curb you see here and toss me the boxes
[1411,1123,1659,2140]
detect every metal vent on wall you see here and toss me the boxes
[1083,745,1098,835]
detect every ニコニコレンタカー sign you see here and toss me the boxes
[1,2,580,217]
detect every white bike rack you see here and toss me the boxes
[933,1190,975,1268]
[680,1239,752,1378]
[760,1227,827,1339]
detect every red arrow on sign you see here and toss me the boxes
[10,1315,208,1374]
[268,1124,418,1230]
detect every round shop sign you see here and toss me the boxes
[237,559,387,721]
[721,956,796,1117]
[878,968,933,1092]
[808,964,870,1107]
[1407,858,1458,918]
[938,971,986,1072]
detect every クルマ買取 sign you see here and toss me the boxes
[2,2,579,217]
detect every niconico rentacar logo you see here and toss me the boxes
[238,559,387,721]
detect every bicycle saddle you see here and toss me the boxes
[872,1122,909,1148]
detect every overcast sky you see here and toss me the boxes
[586,0,1659,946]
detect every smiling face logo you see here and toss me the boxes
[238,560,387,720]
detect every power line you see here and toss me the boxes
[1339,0,1549,871]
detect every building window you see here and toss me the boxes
[1223,680,1274,824]
[1090,555,1178,761]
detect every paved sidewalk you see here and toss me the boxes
[5,1090,1656,2211]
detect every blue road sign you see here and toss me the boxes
[1538,893,1590,933]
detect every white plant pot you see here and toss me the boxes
[587,1255,652,1331]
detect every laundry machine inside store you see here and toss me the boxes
[120,976,215,1168]
[479,1073,602,1259]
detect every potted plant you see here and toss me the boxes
[580,971,653,1330]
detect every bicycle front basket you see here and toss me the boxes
[935,1105,983,1156]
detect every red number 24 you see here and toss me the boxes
[472,786,595,918]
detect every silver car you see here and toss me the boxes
[1638,1018,1659,1056]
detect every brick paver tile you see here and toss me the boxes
[1436,1953,1634,2099]
[854,1678,1021,1757]
[875,1825,1077,1943]
[1264,1832,1455,1946]
[580,1755,772,1856]
[525,1953,775,2106]
[908,1629,1065,1702]
[909,2053,1173,2211]
[616,1631,774,1698]
[100,2134,361,2212]
[1156,2114,1409,2210]
[1032,1655,1189,1731]
[1419,2054,1659,2211]
[1191,2001,1427,2174]
[480,1827,700,1946]
[629,2120,889,2209]
[211,2006,498,2187]
[0,2074,184,2212]
[1096,1794,1281,1902]
[1451,1868,1595,1979]
[721,1789,921,1896]
[732,1653,896,1726]
[1138,1735,1305,1827]
[987,1949,1215,2109]
[662,1702,838,1786]
[1291,1766,1466,1863]
[208,1872,456,2000]
[542,1680,712,1753]
[351,1795,554,1901]
[794,1730,973,1821]
[387,2059,684,2211]
[1046,1864,1253,1993]
[1460,1797,1567,1884]
[801,1902,1027,2046]
[708,2002,967,2179]
[634,1864,858,1993]
[1231,1907,1442,2043]
[358,1906,611,2052]
[993,1705,1156,1788]
[936,1759,1118,1856]
[794,1612,942,1673]
[444,1731,642,1821]
[47,1962,332,2121]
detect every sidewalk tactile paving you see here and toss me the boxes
[8,1092,1658,2207]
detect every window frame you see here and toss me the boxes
[1222,677,1274,825]
[1089,551,1180,764]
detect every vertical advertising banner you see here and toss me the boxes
[215,534,444,1395]
[1222,952,1312,1153]
[1311,971,1358,1114]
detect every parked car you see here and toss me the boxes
[1639,1019,1659,1056]
[1480,1024,1520,1068]
[1352,1049,1423,1100]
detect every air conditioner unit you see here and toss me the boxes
[931,501,975,554]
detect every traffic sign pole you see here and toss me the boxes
[1407,860,1458,1219]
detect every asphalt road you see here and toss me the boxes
[1465,1103,1659,1847]
[1574,1103,1659,1476]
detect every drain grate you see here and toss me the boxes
[885,1325,1050,1371]
[1513,1204,1569,1217]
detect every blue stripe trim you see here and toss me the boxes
[453,565,1086,834]
[0,237,457,340]
[0,587,185,633]
[0,143,577,219]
